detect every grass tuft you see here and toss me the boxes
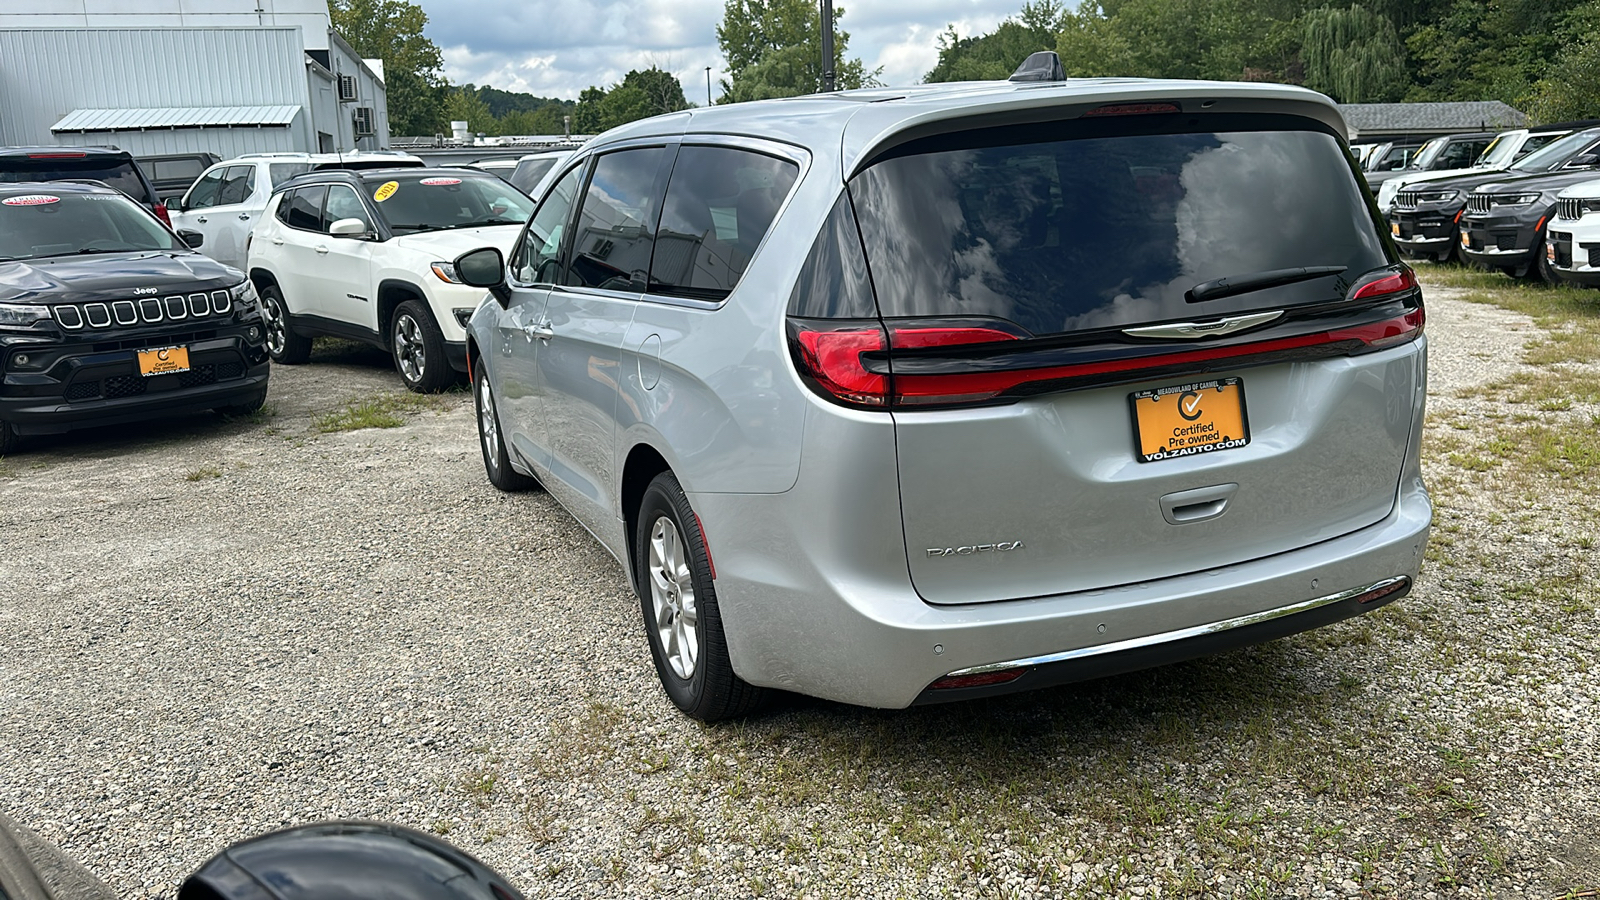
[314,392,444,433]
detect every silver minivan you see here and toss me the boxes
[457,56,1432,720]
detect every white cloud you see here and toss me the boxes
[417,0,1024,99]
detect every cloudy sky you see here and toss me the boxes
[418,0,1025,103]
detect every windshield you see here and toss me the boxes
[0,192,181,261]
[1478,135,1515,168]
[511,158,560,194]
[365,174,534,233]
[1410,138,1446,170]
[1513,131,1599,173]
[0,158,153,204]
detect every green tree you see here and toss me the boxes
[445,88,498,135]
[331,0,448,136]
[925,2,1069,83]
[1302,5,1407,101]
[716,0,879,100]
[621,67,692,117]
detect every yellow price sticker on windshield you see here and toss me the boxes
[373,181,399,202]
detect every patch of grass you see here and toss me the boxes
[313,392,443,433]
[0,458,16,480]
[222,401,278,424]
[183,464,223,481]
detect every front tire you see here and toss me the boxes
[474,364,538,492]
[216,388,268,419]
[390,300,451,393]
[260,285,311,365]
[635,471,765,721]
[0,420,20,455]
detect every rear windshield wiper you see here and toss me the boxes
[1187,266,1347,304]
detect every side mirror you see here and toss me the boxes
[1568,153,1600,169]
[455,246,510,306]
[172,195,188,212]
[179,821,526,900]
[178,229,204,248]
[328,217,369,237]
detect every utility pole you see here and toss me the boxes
[820,0,835,92]
[705,67,713,106]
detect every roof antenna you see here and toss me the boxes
[1010,51,1066,83]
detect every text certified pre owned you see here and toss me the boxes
[1130,377,1251,463]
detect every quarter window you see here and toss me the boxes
[650,146,799,300]
[514,165,586,284]
[283,185,327,231]
[567,147,666,292]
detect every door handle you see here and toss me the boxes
[238,213,251,221]
[315,245,329,255]
[270,238,284,245]
[196,216,207,224]
[525,321,555,342]
[1159,483,1238,525]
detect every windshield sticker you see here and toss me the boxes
[373,181,400,202]
[420,177,462,186]
[2,194,61,207]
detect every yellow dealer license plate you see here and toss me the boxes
[1391,221,1400,236]
[137,345,190,377]
[1130,378,1250,463]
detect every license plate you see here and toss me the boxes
[1130,378,1250,463]
[1391,222,1400,237]
[137,345,190,377]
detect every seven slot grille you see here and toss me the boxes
[1394,190,1421,209]
[1467,194,1492,215]
[1557,197,1584,220]
[51,290,232,331]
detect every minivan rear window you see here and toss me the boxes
[848,115,1391,335]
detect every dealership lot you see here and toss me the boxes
[1,279,1597,898]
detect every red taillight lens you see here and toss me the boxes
[928,669,1028,690]
[890,326,1020,349]
[153,202,171,226]
[1082,102,1181,117]
[794,326,888,406]
[27,152,87,159]
[1350,266,1417,300]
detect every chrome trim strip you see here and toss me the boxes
[209,290,231,315]
[164,295,187,320]
[53,306,83,329]
[1396,237,1451,246]
[1122,310,1283,341]
[1463,245,1527,256]
[189,293,209,316]
[85,303,110,327]
[940,576,1411,678]
[112,301,137,326]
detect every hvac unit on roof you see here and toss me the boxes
[338,74,358,102]
[352,107,375,137]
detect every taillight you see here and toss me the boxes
[793,324,888,407]
[153,202,171,226]
[27,152,86,159]
[1082,102,1181,117]
[1349,266,1416,300]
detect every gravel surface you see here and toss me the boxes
[2,286,1597,899]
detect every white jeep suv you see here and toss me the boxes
[246,167,532,391]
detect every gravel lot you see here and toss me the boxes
[2,281,1597,899]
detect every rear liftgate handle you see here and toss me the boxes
[1160,483,1239,525]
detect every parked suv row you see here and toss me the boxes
[455,57,1431,720]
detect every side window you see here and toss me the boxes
[269,163,312,186]
[1437,142,1479,169]
[567,147,666,292]
[321,184,372,232]
[651,145,800,300]
[216,166,256,205]
[185,168,225,210]
[514,165,586,284]
[284,185,327,231]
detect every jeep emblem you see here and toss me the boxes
[132,287,158,296]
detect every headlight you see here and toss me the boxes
[1582,199,1600,216]
[0,304,51,330]
[1491,192,1542,207]
[1417,190,1459,203]
[229,280,259,311]
[430,261,462,284]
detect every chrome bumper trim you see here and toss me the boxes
[1463,245,1527,256]
[940,576,1411,678]
[1397,236,1451,246]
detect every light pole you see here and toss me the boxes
[705,67,713,106]
[820,0,835,92]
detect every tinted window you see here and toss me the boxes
[322,184,371,232]
[284,185,327,231]
[1513,131,1598,172]
[367,173,532,233]
[269,163,312,186]
[787,193,877,319]
[1438,140,1487,169]
[216,166,255,205]
[650,146,798,300]
[849,116,1391,335]
[510,158,557,194]
[567,148,664,292]
[185,168,225,210]
[0,192,180,261]
[150,158,205,183]
[1514,134,1562,161]
[514,165,585,284]
[0,158,151,204]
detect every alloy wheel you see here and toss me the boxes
[478,373,500,475]
[647,515,700,680]
[394,313,426,383]
[262,295,286,356]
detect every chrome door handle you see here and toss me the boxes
[270,238,284,245]
[524,321,554,342]
[314,245,329,255]
[238,213,251,221]
[196,216,208,224]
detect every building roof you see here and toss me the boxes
[1339,101,1527,135]
[51,106,300,132]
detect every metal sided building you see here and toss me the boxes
[0,0,390,158]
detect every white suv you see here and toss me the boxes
[246,167,533,391]
[172,151,425,270]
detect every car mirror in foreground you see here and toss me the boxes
[328,217,369,237]
[179,820,527,900]
[178,229,204,248]
[455,246,510,306]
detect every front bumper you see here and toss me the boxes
[1,320,270,435]
[1461,210,1546,268]
[1547,223,1600,286]
[1390,206,1464,256]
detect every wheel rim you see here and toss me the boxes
[477,373,500,474]
[647,515,699,680]
[394,313,425,383]
[262,295,286,356]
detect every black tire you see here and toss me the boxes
[0,420,20,455]
[1532,228,1559,285]
[474,364,538,492]
[215,388,268,419]
[390,299,452,393]
[1445,224,1467,265]
[634,471,765,721]
[260,284,311,365]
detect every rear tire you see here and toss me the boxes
[635,471,765,721]
[474,364,538,492]
[216,389,267,419]
[0,421,20,455]
[260,285,311,365]
[390,300,452,393]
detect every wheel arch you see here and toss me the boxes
[248,267,280,294]
[620,442,675,592]
[376,278,429,346]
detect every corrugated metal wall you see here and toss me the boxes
[54,125,302,158]
[0,27,311,153]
